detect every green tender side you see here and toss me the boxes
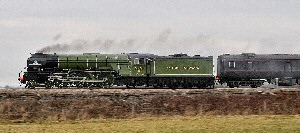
[153,58,213,77]
[58,53,131,76]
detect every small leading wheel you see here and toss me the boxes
[26,80,36,89]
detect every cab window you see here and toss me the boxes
[139,58,145,64]
[134,58,139,64]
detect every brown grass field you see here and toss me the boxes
[0,88,299,132]
[1,88,300,120]
[0,115,300,133]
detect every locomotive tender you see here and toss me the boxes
[19,53,214,89]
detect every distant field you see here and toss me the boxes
[0,115,299,133]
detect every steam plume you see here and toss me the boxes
[36,29,294,57]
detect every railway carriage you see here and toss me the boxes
[217,53,300,88]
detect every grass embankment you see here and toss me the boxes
[0,115,299,133]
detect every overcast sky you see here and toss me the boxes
[1,0,300,87]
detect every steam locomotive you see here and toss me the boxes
[19,53,214,89]
[18,52,300,89]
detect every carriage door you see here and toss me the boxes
[247,61,253,70]
[284,62,292,72]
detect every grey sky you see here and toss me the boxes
[1,0,300,87]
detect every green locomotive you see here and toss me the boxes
[19,53,214,89]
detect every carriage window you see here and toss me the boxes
[229,61,235,68]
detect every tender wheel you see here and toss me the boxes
[126,85,136,89]
[196,83,204,89]
[168,83,178,89]
[153,84,159,89]
[233,82,239,87]
[77,82,84,88]
[256,82,262,87]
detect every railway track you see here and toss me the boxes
[0,87,299,100]
[0,87,299,120]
